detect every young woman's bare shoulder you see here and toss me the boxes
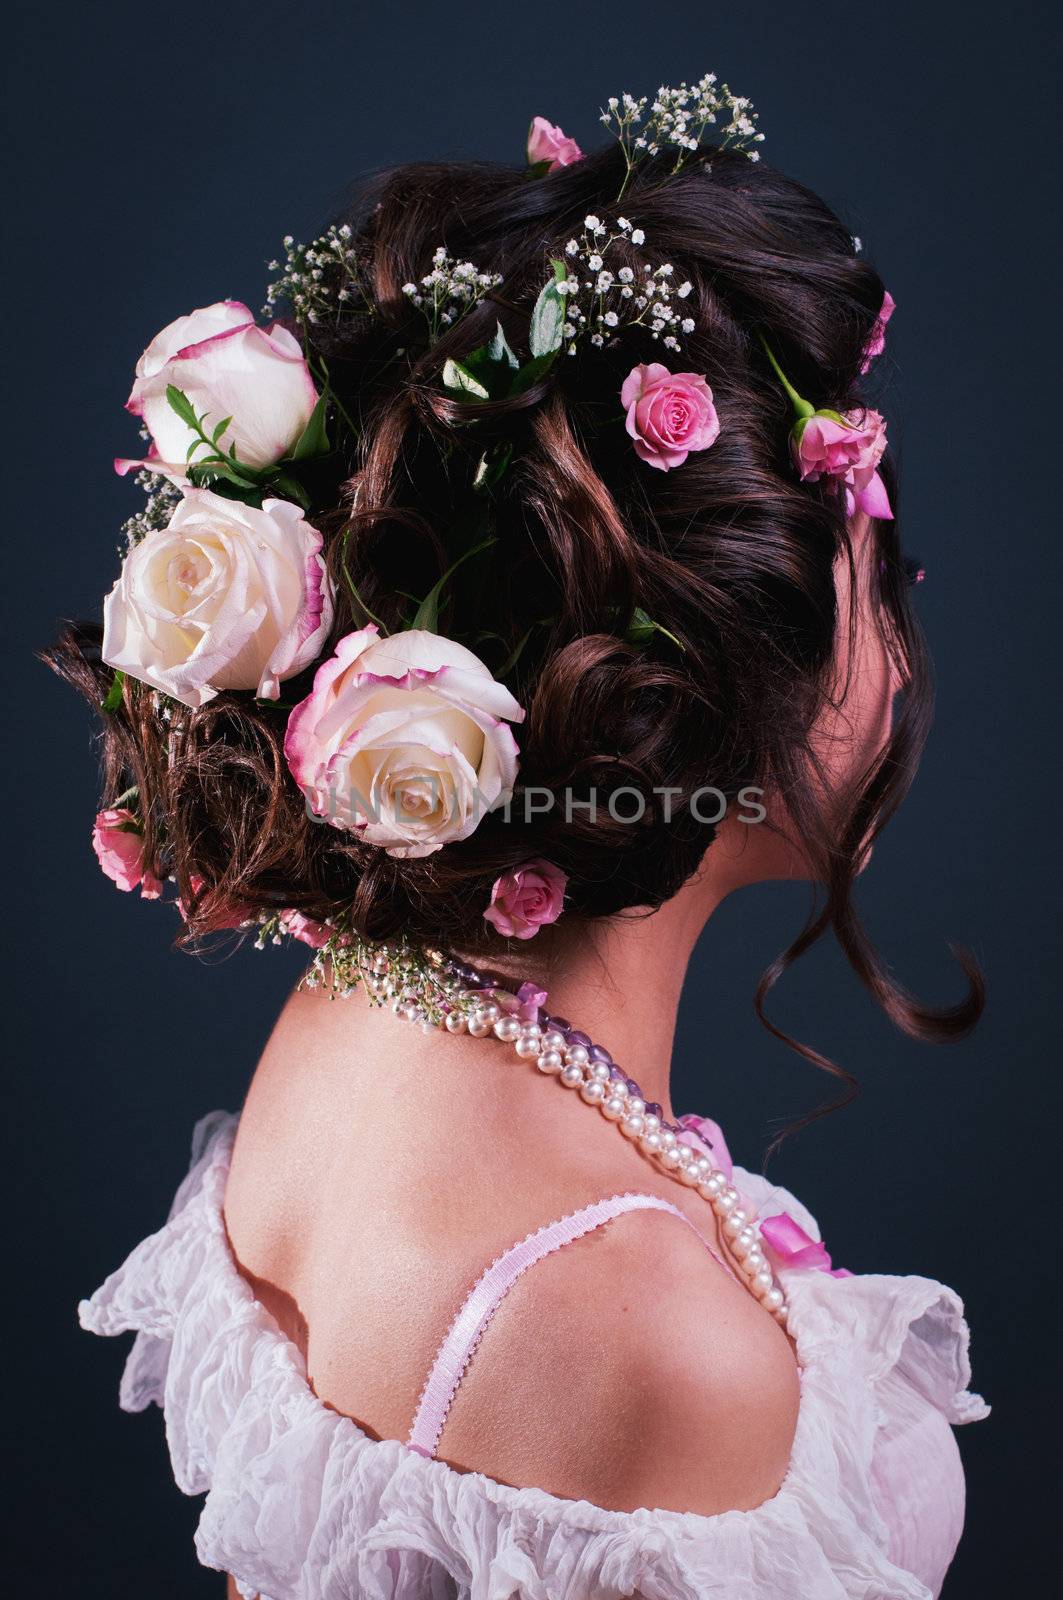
[434,1207,800,1517]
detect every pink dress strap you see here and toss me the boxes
[406,1190,736,1460]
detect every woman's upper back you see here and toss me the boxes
[222,989,801,1518]
[79,989,988,1599]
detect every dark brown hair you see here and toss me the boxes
[51,142,983,1114]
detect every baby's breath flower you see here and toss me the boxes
[119,472,181,555]
[556,217,697,354]
[402,247,502,340]
[264,223,372,325]
[600,71,764,197]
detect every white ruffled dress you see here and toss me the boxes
[80,1112,987,1599]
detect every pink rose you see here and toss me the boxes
[860,290,896,374]
[621,363,721,472]
[792,408,893,520]
[483,860,567,940]
[91,808,162,898]
[526,117,583,171]
[116,300,319,482]
[279,909,332,948]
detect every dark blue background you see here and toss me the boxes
[6,0,1058,1590]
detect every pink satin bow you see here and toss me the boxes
[760,1212,852,1278]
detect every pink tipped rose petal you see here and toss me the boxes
[117,300,319,482]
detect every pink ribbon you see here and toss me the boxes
[760,1212,852,1278]
[490,982,548,1025]
[676,1113,733,1182]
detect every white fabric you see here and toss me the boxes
[79,1112,988,1600]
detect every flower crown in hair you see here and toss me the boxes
[89,70,894,964]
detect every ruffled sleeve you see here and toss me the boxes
[79,1119,988,1600]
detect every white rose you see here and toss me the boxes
[103,489,334,708]
[115,300,319,482]
[284,627,524,858]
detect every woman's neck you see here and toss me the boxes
[467,930,683,1119]
[273,838,759,1173]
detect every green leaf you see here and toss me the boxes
[289,392,330,461]
[625,607,686,652]
[473,442,513,492]
[509,350,558,395]
[496,625,534,676]
[525,158,553,180]
[529,270,566,359]
[186,441,226,465]
[442,359,490,400]
[266,472,311,509]
[486,321,519,370]
[187,461,265,507]
[411,536,496,632]
[165,384,199,428]
[100,669,126,714]
[211,415,233,445]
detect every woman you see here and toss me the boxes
[60,76,987,1599]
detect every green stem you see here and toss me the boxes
[340,527,388,632]
[651,619,686,652]
[756,332,815,420]
[306,343,360,443]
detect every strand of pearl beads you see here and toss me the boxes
[427,973,788,1326]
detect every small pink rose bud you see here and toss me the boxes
[792,408,893,520]
[860,290,896,373]
[526,117,583,171]
[91,808,161,898]
[483,860,567,940]
[278,909,333,949]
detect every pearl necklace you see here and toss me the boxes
[369,950,789,1326]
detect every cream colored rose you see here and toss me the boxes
[284,627,524,858]
[102,489,334,708]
